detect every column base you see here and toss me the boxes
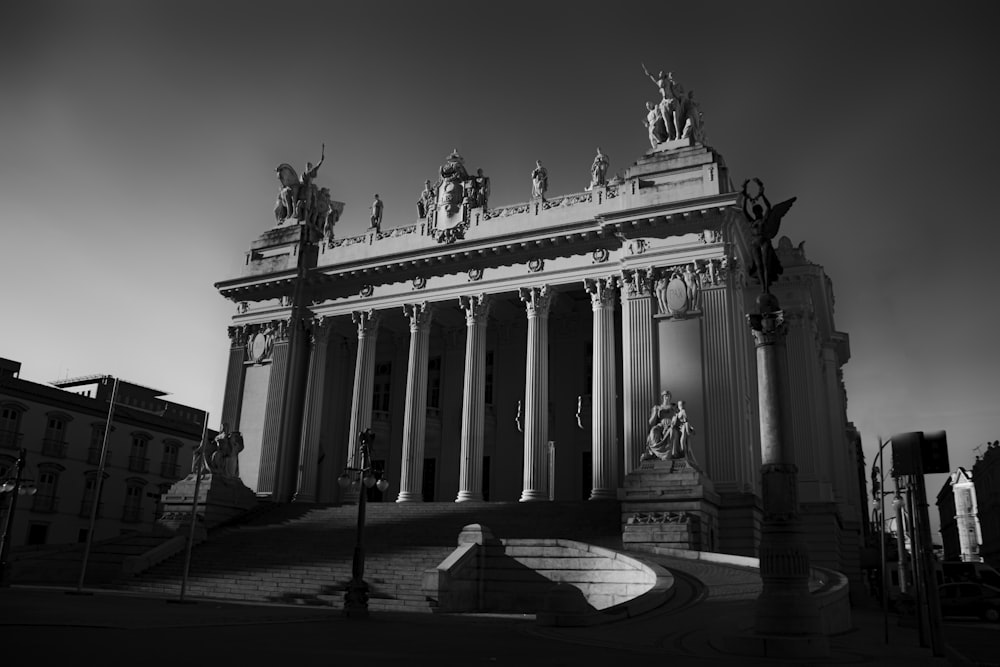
[395,492,424,503]
[455,491,483,502]
[519,490,548,502]
[589,488,617,500]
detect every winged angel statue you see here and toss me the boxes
[741,178,796,294]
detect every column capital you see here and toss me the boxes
[459,294,492,325]
[519,285,553,318]
[402,302,434,331]
[228,325,250,347]
[307,315,334,346]
[584,276,618,310]
[748,310,787,347]
[619,268,654,298]
[351,309,381,337]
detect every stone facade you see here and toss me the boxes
[213,138,862,580]
[973,444,1000,568]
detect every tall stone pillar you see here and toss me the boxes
[456,294,491,502]
[221,326,248,429]
[396,302,434,503]
[294,317,332,503]
[518,285,553,502]
[586,277,619,500]
[347,310,380,484]
[748,294,822,637]
[620,269,656,474]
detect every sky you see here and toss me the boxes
[2,1,999,536]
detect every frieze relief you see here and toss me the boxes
[239,318,291,364]
[620,267,654,298]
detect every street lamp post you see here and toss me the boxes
[337,429,389,618]
[0,448,38,585]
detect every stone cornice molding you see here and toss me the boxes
[459,294,492,326]
[519,285,554,319]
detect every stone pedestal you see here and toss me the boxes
[618,458,719,551]
[157,473,258,534]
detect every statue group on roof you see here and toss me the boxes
[641,66,705,148]
[274,143,343,239]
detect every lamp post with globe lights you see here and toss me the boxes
[337,429,389,617]
[0,448,38,585]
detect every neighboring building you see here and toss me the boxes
[973,441,1000,568]
[0,359,206,548]
[211,109,863,583]
[936,467,982,562]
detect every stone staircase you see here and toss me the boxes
[110,501,622,612]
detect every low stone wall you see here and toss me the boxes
[423,524,672,625]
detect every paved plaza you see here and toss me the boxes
[2,555,993,666]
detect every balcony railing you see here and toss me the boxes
[41,438,67,458]
[159,462,179,479]
[31,494,59,513]
[79,499,103,518]
[121,506,143,523]
[127,456,149,473]
[0,429,23,450]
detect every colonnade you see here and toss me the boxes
[338,278,631,503]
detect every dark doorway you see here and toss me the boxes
[26,523,48,546]
[422,458,436,502]
[581,452,592,500]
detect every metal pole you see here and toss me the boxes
[76,377,119,593]
[893,484,907,595]
[344,429,372,618]
[877,438,888,644]
[0,449,26,586]
[178,413,210,603]
[913,467,946,657]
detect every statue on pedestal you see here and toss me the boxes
[589,148,609,190]
[370,194,383,230]
[531,160,548,200]
[191,423,244,480]
[643,102,668,147]
[642,391,696,462]
[274,144,340,235]
[417,180,436,219]
[474,168,490,208]
[740,178,796,295]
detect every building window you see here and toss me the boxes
[33,470,60,513]
[26,523,49,546]
[128,434,150,473]
[160,441,180,479]
[42,413,70,458]
[0,404,25,450]
[87,424,111,466]
[427,356,442,410]
[122,481,146,523]
[484,351,495,405]
[372,362,392,417]
[79,474,106,518]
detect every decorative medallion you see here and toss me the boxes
[627,239,649,255]
[527,258,544,273]
[248,332,270,363]
[412,277,427,290]
[236,301,249,314]
[467,267,483,282]
[665,277,689,314]
[592,248,610,263]
[359,285,374,297]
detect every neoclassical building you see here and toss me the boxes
[214,131,863,576]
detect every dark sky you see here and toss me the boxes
[2,1,999,529]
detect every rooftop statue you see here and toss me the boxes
[740,178,796,295]
[370,193,383,230]
[417,179,436,219]
[274,144,326,223]
[641,66,705,148]
[531,160,548,200]
[589,147,609,190]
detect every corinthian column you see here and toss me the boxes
[456,294,491,502]
[396,302,434,503]
[748,293,821,637]
[518,285,553,502]
[294,317,332,503]
[347,310,380,480]
[619,268,656,474]
[586,277,619,499]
